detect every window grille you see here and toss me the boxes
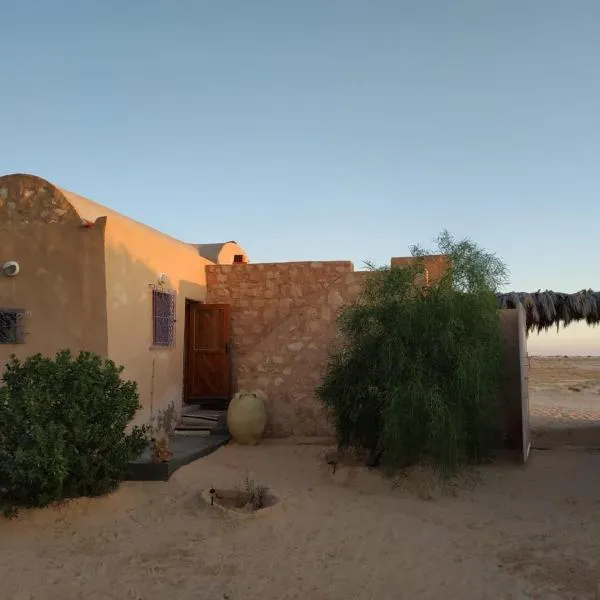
[152,288,176,347]
[0,309,26,344]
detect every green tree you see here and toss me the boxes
[317,230,508,474]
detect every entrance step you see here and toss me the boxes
[126,433,230,481]
[173,428,211,437]
[178,407,229,436]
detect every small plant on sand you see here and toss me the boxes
[242,474,269,510]
[0,350,147,515]
[317,230,508,476]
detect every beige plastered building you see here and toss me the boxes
[0,173,247,428]
[0,174,528,458]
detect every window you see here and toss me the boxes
[233,254,245,264]
[0,309,25,344]
[152,289,176,347]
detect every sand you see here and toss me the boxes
[1,357,600,600]
[530,356,600,448]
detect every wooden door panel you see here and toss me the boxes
[190,354,229,399]
[185,303,231,404]
[193,308,223,350]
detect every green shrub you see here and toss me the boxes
[0,350,148,514]
[317,230,508,475]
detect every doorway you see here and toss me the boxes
[183,301,232,409]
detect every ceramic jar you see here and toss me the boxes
[226,391,267,445]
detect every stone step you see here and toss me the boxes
[173,428,211,437]
[183,414,220,422]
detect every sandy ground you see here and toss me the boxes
[1,357,600,600]
[530,356,600,447]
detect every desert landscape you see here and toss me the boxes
[1,356,599,600]
[530,356,600,448]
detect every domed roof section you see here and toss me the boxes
[192,241,249,264]
[0,173,220,259]
[0,173,80,225]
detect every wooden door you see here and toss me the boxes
[184,303,231,406]
[518,304,531,462]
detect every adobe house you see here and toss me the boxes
[0,174,531,461]
[0,173,248,429]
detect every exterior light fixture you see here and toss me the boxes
[2,261,20,277]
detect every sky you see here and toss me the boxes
[1,1,599,354]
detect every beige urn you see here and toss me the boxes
[226,391,267,445]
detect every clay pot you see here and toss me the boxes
[227,391,267,445]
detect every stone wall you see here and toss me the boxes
[206,261,369,437]
[390,254,451,284]
[206,257,528,455]
[0,174,81,229]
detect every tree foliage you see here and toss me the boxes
[317,230,508,474]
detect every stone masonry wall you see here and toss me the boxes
[0,174,81,229]
[390,254,451,284]
[206,261,369,437]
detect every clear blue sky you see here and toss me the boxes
[2,1,599,352]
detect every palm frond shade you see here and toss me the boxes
[496,290,600,333]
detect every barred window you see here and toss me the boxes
[152,288,176,347]
[0,309,25,344]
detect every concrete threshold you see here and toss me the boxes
[126,433,230,482]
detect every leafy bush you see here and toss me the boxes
[0,350,148,514]
[317,230,508,474]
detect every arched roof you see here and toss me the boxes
[192,242,249,264]
[0,173,248,263]
[0,173,80,224]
